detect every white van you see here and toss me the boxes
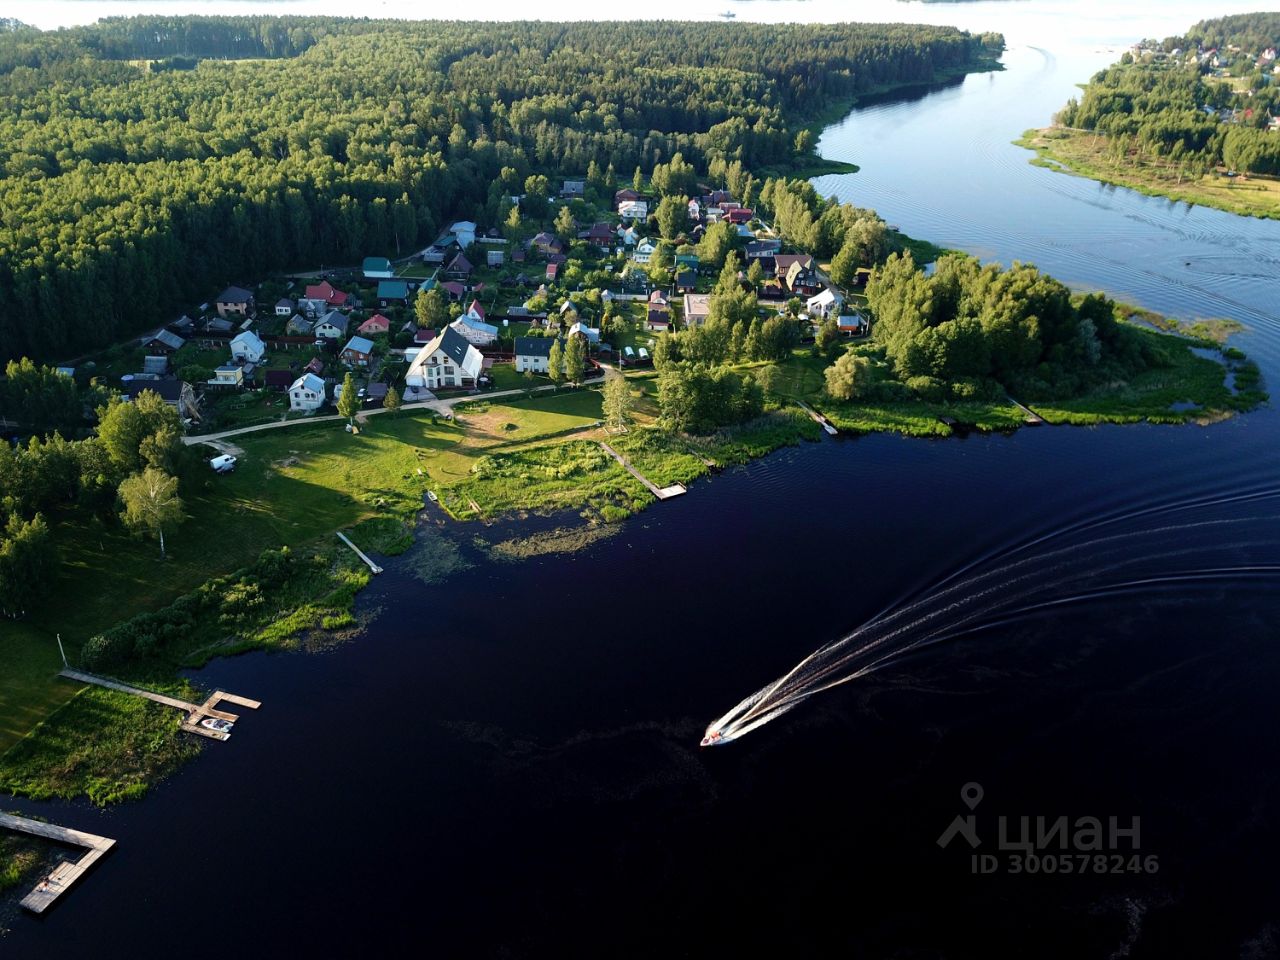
[210,454,237,474]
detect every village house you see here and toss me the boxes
[340,335,375,367]
[358,313,391,336]
[215,286,255,318]
[124,379,200,421]
[405,326,484,395]
[450,315,499,346]
[618,199,649,220]
[683,293,712,328]
[726,207,754,225]
[362,256,394,279]
[304,280,348,308]
[143,329,186,355]
[561,179,585,199]
[449,221,477,249]
[286,313,314,335]
[676,270,697,294]
[304,356,325,377]
[230,330,267,363]
[807,288,844,319]
[532,232,565,256]
[445,252,473,280]
[614,187,640,206]
[838,314,870,337]
[314,310,350,340]
[288,373,326,412]
[784,260,822,297]
[377,280,410,305]
[568,321,600,346]
[487,249,505,267]
[675,253,700,272]
[617,225,640,246]
[687,198,701,221]
[633,238,658,265]
[440,280,467,302]
[578,223,614,249]
[514,336,556,374]
[413,327,437,346]
[646,305,671,331]
[208,364,244,389]
[546,262,560,282]
[275,298,295,317]
[264,369,294,392]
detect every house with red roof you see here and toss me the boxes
[304,280,348,307]
[440,281,466,301]
[358,313,391,336]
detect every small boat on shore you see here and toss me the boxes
[427,490,439,503]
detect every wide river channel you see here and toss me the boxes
[5,2,1280,957]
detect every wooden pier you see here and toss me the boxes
[59,669,260,742]
[599,442,687,500]
[795,400,838,435]
[336,530,384,574]
[0,812,116,914]
[1006,396,1046,425]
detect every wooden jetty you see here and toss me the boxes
[0,812,116,914]
[336,530,384,574]
[795,400,838,435]
[1006,396,1046,425]
[599,442,687,500]
[59,669,260,742]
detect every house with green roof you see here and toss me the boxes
[377,280,410,304]
[363,256,394,279]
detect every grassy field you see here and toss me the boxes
[1016,128,1280,220]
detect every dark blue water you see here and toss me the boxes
[6,4,1280,956]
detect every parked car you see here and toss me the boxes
[210,454,237,473]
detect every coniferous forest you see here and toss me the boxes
[0,17,1001,363]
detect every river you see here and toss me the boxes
[5,3,1280,958]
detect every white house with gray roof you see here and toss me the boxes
[405,325,484,397]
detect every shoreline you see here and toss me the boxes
[1014,127,1280,222]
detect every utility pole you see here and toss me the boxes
[56,633,68,668]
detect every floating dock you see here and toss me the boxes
[795,401,838,435]
[336,531,384,574]
[59,669,260,742]
[0,812,116,914]
[599,442,687,500]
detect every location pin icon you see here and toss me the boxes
[961,782,984,810]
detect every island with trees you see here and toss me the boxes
[0,15,1263,823]
[1017,13,1280,219]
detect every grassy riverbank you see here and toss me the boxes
[0,301,1263,803]
[1016,128,1280,220]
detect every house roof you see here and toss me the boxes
[649,289,668,304]
[569,322,600,343]
[514,336,555,358]
[142,356,168,375]
[367,382,389,399]
[560,300,579,314]
[317,310,349,333]
[676,270,696,287]
[614,188,640,203]
[231,330,265,349]
[146,329,186,351]
[808,289,841,306]
[305,281,348,306]
[410,326,484,380]
[216,285,253,304]
[264,369,294,387]
[837,314,866,328]
[377,280,409,300]
[446,252,473,274]
[467,299,486,321]
[773,254,814,275]
[275,297,295,310]
[343,336,376,355]
[647,308,671,325]
[287,314,313,330]
[291,373,325,394]
[683,293,712,318]
[304,357,325,374]
[362,256,393,274]
[123,379,188,404]
[414,328,437,344]
[358,313,391,333]
[452,316,499,336]
[441,281,466,299]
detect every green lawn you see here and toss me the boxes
[1,390,609,754]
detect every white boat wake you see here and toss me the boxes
[702,509,1280,747]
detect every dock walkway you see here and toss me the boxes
[0,812,116,914]
[336,531,384,574]
[59,670,260,741]
[599,442,686,500]
[795,400,839,435]
[1006,396,1046,425]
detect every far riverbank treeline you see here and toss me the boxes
[0,17,1002,363]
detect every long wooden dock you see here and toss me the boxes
[337,531,384,574]
[795,400,838,435]
[599,442,686,500]
[1006,396,1046,425]
[0,812,116,914]
[59,670,260,742]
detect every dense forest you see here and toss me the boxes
[0,16,1001,363]
[1056,13,1280,179]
